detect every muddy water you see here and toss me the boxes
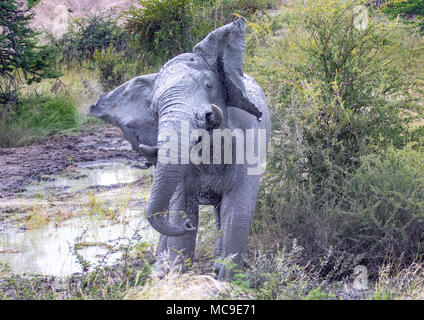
[0,210,158,276]
[25,160,147,195]
[0,161,157,276]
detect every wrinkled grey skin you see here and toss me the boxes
[90,19,271,280]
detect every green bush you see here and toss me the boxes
[123,0,213,66]
[247,0,424,276]
[206,0,276,25]
[253,143,424,277]
[248,0,424,184]
[58,11,127,61]
[0,0,60,120]
[93,43,131,91]
[344,146,424,269]
[382,0,424,33]
[123,0,275,67]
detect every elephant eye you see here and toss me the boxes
[205,81,212,89]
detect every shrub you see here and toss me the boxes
[247,0,424,184]
[93,43,131,91]
[206,0,276,25]
[247,243,341,299]
[58,11,127,61]
[246,0,424,276]
[382,0,424,33]
[0,0,60,121]
[253,137,424,277]
[123,0,274,67]
[343,146,424,270]
[123,0,213,66]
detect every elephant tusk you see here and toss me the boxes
[138,144,159,157]
[210,104,224,126]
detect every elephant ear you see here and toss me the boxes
[90,73,159,150]
[114,74,158,127]
[193,18,262,120]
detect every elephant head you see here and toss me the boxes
[89,73,159,165]
[91,18,262,237]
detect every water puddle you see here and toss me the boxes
[0,209,158,276]
[25,160,149,196]
[0,160,157,276]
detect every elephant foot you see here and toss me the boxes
[215,262,236,281]
[214,257,240,281]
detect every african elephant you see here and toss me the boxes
[89,18,271,280]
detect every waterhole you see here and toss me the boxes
[0,160,157,276]
[25,160,149,196]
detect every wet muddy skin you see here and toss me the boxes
[0,126,144,198]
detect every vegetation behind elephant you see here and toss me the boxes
[89,18,271,280]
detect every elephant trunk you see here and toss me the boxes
[146,104,224,236]
[146,163,196,236]
[145,117,197,237]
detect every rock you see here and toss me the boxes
[30,0,139,37]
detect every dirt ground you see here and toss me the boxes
[0,126,143,198]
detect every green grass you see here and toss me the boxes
[0,94,83,147]
[17,95,79,130]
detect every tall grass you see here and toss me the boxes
[0,94,81,147]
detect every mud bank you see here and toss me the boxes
[0,126,146,198]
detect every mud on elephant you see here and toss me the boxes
[89,18,271,280]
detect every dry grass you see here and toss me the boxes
[20,65,103,115]
[373,262,424,300]
[21,205,52,229]
[124,271,233,300]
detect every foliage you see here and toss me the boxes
[382,0,424,32]
[16,94,79,131]
[249,0,424,184]
[247,243,341,299]
[246,0,424,276]
[58,11,128,61]
[295,0,422,180]
[0,94,79,147]
[206,0,278,25]
[253,146,424,277]
[93,43,130,91]
[0,0,60,120]
[122,0,276,67]
[123,0,213,66]
[343,146,424,269]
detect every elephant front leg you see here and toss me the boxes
[215,177,260,281]
[155,181,199,274]
[154,233,169,276]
